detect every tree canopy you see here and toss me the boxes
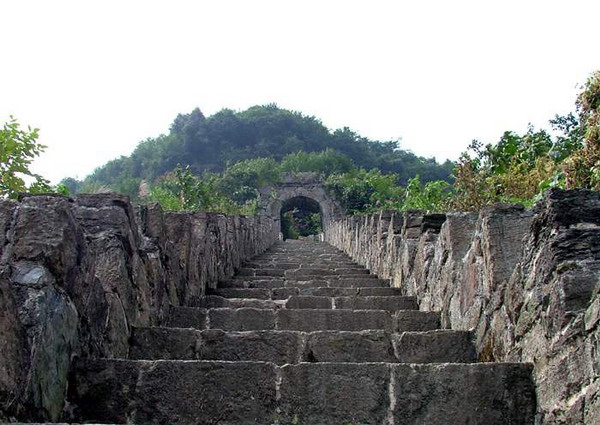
[62,70,600,217]
[70,104,454,195]
[0,117,53,198]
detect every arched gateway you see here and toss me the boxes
[259,173,344,239]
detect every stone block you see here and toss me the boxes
[304,330,396,363]
[196,330,303,364]
[132,327,304,364]
[246,279,285,289]
[395,310,440,331]
[276,309,393,331]
[285,296,333,309]
[334,295,418,311]
[167,306,207,329]
[393,330,476,363]
[190,295,279,309]
[330,278,389,288]
[253,268,286,277]
[129,326,197,360]
[66,358,143,423]
[298,287,362,297]
[334,268,370,275]
[67,359,278,425]
[209,308,276,331]
[390,363,536,424]
[208,288,271,300]
[285,269,336,279]
[278,363,389,425]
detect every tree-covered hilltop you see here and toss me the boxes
[64,104,454,195]
[54,68,600,225]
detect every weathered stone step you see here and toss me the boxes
[285,295,418,311]
[285,268,374,277]
[253,255,351,262]
[219,276,389,289]
[66,359,277,425]
[129,328,476,364]
[219,278,285,288]
[190,294,416,311]
[130,327,304,364]
[207,286,405,300]
[189,295,284,309]
[168,307,440,332]
[67,359,535,425]
[253,250,347,256]
[243,261,358,269]
[236,268,373,278]
[243,261,302,269]
[279,362,535,425]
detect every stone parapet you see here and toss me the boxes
[325,189,600,424]
[0,194,277,421]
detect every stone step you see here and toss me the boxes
[236,268,287,277]
[66,359,277,425]
[284,269,375,279]
[278,362,535,425]
[284,295,418,311]
[129,327,304,364]
[207,286,405,300]
[129,328,476,364]
[167,307,440,332]
[207,287,272,299]
[253,254,348,259]
[219,278,285,288]
[236,268,374,278]
[253,255,350,261]
[67,359,535,425]
[243,261,302,269]
[189,294,416,311]
[219,277,389,289]
[189,295,284,309]
[253,250,346,255]
[243,260,358,270]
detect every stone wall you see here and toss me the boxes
[0,194,277,421]
[325,189,600,424]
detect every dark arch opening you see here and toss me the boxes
[280,196,323,240]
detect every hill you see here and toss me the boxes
[65,104,454,196]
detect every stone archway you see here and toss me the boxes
[259,174,344,239]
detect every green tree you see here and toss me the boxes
[59,177,82,194]
[564,70,600,189]
[0,117,52,198]
[451,126,566,209]
[146,164,258,215]
[325,169,404,214]
[77,104,454,192]
[216,157,281,204]
[280,149,355,176]
[402,175,452,212]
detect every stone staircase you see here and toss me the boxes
[64,240,536,424]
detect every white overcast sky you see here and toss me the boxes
[1,0,599,183]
